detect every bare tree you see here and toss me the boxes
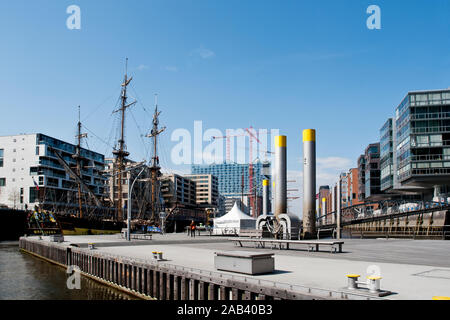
[8,188,20,209]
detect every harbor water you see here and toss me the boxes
[0,241,138,300]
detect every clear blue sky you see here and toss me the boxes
[1,0,450,213]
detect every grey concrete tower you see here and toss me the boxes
[302,129,316,239]
[274,135,287,216]
[262,179,269,215]
[336,180,341,239]
[271,164,276,213]
[331,184,336,224]
[322,197,326,224]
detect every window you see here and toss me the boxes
[430,134,442,144]
[29,187,38,203]
[36,146,39,155]
[0,149,3,167]
[0,178,5,186]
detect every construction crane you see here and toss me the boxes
[213,127,273,217]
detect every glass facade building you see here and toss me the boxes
[191,161,270,198]
[364,143,381,199]
[357,155,366,201]
[380,118,394,192]
[395,90,450,194]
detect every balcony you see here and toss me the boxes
[411,154,450,162]
[411,111,450,121]
[411,126,450,134]
[413,139,450,148]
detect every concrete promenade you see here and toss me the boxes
[41,233,450,300]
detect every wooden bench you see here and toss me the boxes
[229,238,344,253]
[239,229,263,238]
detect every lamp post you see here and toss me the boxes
[127,166,146,241]
[106,161,147,242]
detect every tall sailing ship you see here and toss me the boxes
[26,60,167,236]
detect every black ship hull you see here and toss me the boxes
[57,215,124,235]
[2,208,125,239]
[0,209,28,241]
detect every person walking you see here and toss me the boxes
[190,220,196,238]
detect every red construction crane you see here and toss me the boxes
[245,127,261,218]
[212,127,270,217]
[212,132,244,163]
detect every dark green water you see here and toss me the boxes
[0,241,138,300]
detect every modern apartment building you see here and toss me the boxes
[160,173,209,225]
[357,155,366,201]
[104,157,150,213]
[184,174,219,207]
[0,134,106,211]
[191,161,270,216]
[394,89,450,199]
[191,161,270,197]
[364,143,381,199]
[339,172,349,208]
[380,119,394,192]
[347,168,363,207]
[160,174,196,207]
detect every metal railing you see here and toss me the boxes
[411,111,450,120]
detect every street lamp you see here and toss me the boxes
[126,165,146,241]
[105,161,147,241]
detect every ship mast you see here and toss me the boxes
[112,58,136,221]
[146,94,165,222]
[73,106,87,218]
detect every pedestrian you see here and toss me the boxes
[190,220,196,238]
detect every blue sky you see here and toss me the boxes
[1,0,449,214]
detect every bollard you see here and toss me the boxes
[152,251,163,260]
[346,274,360,290]
[367,276,382,293]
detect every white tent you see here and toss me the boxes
[213,202,256,235]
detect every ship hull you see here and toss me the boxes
[0,209,28,241]
[56,215,124,236]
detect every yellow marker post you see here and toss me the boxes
[432,296,450,300]
[303,129,316,142]
[275,135,287,148]
[263,179,270,215]
[274,136,287,216]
